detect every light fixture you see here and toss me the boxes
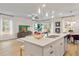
[10,20,13,34]
[51,16,54,18]
[38,8,41,14]
[52,11,55,14]
[27,14,31,17]
[32,17,35,20]
[32,4,56,20]
[72,22,76,24]
[45,12,48,17]
[67,21,70,24]
[59,13,63,16]
[51,11,54,18]
[42,4,46,8]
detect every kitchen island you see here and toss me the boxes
[18,33,68,56]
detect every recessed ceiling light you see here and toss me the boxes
[42,4,46,7]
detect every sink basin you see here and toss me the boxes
[47,35,59,38]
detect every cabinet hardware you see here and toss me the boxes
[50,45,53,48]
[50,51,53,54]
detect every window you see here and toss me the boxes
[34,23,51,32]
[1,15,13,35]
[34,23,43,32]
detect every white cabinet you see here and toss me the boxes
[58,38,65,56]
[24,37,65,56]
[43,43,56,56]
[43,38,64,56]
[24,42,42,56]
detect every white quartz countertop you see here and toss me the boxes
[18,33,69,47]
[69,32,79,35]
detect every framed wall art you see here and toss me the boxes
[55,22,60,27]
[55,28,60,33]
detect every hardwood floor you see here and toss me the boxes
[65,43,79,56]
[0,40,24,56]
[0,40,79,56]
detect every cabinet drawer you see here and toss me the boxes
[24,42,42,56]
[43,43,55,56]
[44,43,55,51]
[44,49,55,56]
[53,38,64,56]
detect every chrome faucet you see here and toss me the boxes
[44,32,48,37]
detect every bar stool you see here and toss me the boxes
[20,45,24,56]
[72,35,79,44]
[67,34,72,43]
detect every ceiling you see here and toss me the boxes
[0,3,79,18]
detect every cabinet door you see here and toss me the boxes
[59,38,65,56]
[43,38,65,56]
[54,40,60,56]
[24,42,42,56]
[56,38,65,56]
[43,43,56,56]
[54,38,65,56]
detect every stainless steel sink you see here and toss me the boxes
[47,35,59,38]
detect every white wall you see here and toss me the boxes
[0,16,1,39]
[12,17,33,39]
[13,17,32,34]
[56,16,79,33]
[0,15,33,40]
[1,14,79,40]
[72,16,79,33]
[51,16,79,34]
[52,17,63,33]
